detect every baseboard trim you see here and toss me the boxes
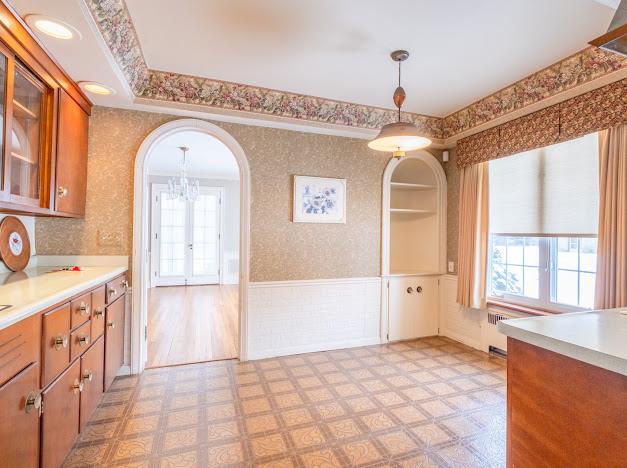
[248,337,382,361]
[116,365,131,376]
[440,328,482,351]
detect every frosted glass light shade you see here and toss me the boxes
[368,122,432,152]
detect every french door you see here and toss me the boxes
[151,184,222,286]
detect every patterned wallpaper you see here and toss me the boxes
[35,107,390,282]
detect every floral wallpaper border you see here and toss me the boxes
[83,0,627,140]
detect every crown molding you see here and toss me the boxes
[83,0,627,145]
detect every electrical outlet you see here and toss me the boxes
[97,230,122,247]
[448,261,455,273]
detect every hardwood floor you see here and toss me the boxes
[147,285,238,368]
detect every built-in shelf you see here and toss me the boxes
[390,208,435,215]
[12,99,37,119]
[10,151,35,164]
[390,182,436,191]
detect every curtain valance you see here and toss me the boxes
[456,79,627,168]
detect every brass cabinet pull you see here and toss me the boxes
[109,288,117,297]
[93,308,104,318]
[107,321,115,329]
[24,391,42,415]
[77,333,90,346]
[54,334,69,350]
[57,186,68,198]
[72,379,84,394]
[78,301,90,316]
[406,287,413,294]
[122,280,129,288]
[82,370,93,382]
[416,286,423,293]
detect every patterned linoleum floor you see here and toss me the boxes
[63,337,507,467]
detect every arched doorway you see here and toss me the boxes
[131,119,251,373]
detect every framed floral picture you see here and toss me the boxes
[293,176,346,223]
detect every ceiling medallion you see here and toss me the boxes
[368,50,432,158]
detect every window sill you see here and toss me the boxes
[487,299,558,317]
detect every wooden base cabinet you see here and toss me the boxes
[104,296,125,391]
[0,362,41,468]
[79,336,104,431]
[41,360,81,468]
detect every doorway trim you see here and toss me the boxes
[132,119,251,373]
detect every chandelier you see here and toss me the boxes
[167,146,199,202]
[368,50,431,158]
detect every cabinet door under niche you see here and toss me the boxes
[388,276,438,341]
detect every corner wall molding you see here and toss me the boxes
[83,0,627,143]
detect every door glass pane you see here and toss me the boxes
[159,192,186,277]
[10,65,43,199]
[0,54,6,179]
[192,193,219,276]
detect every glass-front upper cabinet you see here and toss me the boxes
[8,61,48,205]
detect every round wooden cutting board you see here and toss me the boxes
[0,216,31,272]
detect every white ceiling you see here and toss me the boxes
[8,0,619,117]
[125,0,617,116]
[146,130,239,179]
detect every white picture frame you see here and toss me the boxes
[293,175,347,224]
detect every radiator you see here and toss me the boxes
[481,310,517,356]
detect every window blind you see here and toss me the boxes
[489,132,599,236]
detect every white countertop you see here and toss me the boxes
[498,309,627,376]
[0,266,128,331]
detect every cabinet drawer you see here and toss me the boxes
[104,297,125,391]
[106,274,127,304]
[70,292,91,329]
[80,335,104,431]
[91,286,106,340]
[41,359,80,468]
[70,320,91,362]
[42,304,71,387]
[0,362,41,468]
[0,314,40,387]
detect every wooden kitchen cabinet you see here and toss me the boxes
[0,362,41,468]
[41,303,71,387]
[0,0,91,217]
[91,286,106,340]
[104,295,125,391]
[54,89,88,216]
[41,359,81,468]
[79,336,104,431]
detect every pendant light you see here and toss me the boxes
[368,50,431,157]
[167,146,200,202]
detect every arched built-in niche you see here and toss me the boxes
[382,151,447,275]
[381,151,447,342]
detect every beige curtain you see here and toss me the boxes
[594,125,627,309]
[457,162,490,309]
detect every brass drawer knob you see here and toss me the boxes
[77,334,90,346]
[416,286,423,293]
[406,287,413,294]
[57,186,68,198]
[122,280,129,288]
[24,391,42,415]
[109,288,117,297]
[72,379,83,394]
[93,308,104,318]
[82,370,93,382]
[78,302,90,316]
[107,321,115,329]
[54,334,69,350]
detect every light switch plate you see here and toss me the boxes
[448,261,455,273]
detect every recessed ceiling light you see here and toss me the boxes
[25,15,82,40]
[79,81,116,96]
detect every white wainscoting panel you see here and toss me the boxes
[439,275,483,350]
[247,277,381,360]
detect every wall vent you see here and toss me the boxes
[487,312,509,325]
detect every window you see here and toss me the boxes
[488,235,597,310]
[488,133,599,312]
